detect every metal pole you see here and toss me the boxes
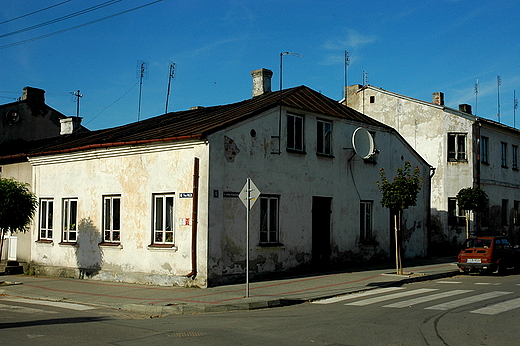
[246,177,250,297]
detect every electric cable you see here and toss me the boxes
[0,0,73,26]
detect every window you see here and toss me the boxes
[287,113,304,151]
[317,119,332,155]
[448,133,467,161]
[501,142,508,167]
[62,198,78,243]
[514,201,520,226]
[513,145,518,170]
[39,199,53,241]
[103,195,121,243]
[360,201,373,242]
[153,194,174,244]
[260,196,279,244]
[481,136,489,164]
[502,199,509,226]
[448,197,465,226]
[369,96,375,103]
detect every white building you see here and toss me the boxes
[346,84,520,250]
[0,71,431,287]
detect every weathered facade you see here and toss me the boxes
[346,85,520,249]
[0,73,431,287]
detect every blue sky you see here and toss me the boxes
[1,0,519,130]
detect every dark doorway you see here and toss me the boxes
[312,197,332,266]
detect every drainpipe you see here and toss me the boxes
[186,157,199,278]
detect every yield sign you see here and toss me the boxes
[239,178,261,209]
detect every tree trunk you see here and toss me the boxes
[394,211,403,275]
[0,229,5,263]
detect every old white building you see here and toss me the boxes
[346,84,520,250]
[0,71,431,287]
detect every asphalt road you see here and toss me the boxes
[1,273,519,345]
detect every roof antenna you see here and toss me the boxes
[165,62,176,114]
[137,61,147,121]
[72,90,82,118]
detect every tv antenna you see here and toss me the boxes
[344,51,350,101]
[514,90,518,129]
[474,79,479,116]
[165,62,176,113]
[497,75,501,123]
[137,61,147,121]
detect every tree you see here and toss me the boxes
[0,178,37,262]
[377,162,422,275]
[456,186,488,239]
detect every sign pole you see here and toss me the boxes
[246,178,250,297]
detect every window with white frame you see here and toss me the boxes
[317,119,332,155]
[153,194,174,244]
[62,198,78,243]
[501,142,508,167]
[448,133,467,161]
[39,199,53,241]
[359,201,373,242]
[287,113,304,151]
[481,136,489,164]
[103,195,121,243]
[260,196,279,244]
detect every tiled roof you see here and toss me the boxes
[0,85,384,161]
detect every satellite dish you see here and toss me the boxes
[6,110,20,124]
[352,127,375,159]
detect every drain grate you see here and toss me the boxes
[168,331,204,338]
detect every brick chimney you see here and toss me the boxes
[459,104,472,114]
[22,86,45,103]
[251,68,273,97]
[432,92,444,106]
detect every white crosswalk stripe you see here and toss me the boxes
[470,297,520,315]
[0,297,95,311]
[383,290,473,308]
[425,291,513,311]
[346,288,438,306]
[313,287,405,304]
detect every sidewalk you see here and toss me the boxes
[0,259,460,315]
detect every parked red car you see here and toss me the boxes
[457,236,520,274]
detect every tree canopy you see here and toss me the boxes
[0,178,37,234]
[456,186,488,212]
[376,161,422,212]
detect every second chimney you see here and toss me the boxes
[251,68,273,97]
[432,92,444,106]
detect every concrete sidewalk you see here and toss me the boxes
[0,259,460,315]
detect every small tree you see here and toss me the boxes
[377,162,422,275]
[456,186,488,239]
[0,178,37,262]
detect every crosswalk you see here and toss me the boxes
[312,283,520,316]
[0,297,95,315]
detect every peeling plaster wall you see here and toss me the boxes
[206,106,430,285]
[346,85,520,247]
[29,141,210,287]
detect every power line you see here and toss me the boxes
[84,81,139,126]
[0,0,122,39]
[0,0,164,50]
[0,0,73,26]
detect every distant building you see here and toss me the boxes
[346,84,520,250]
[0,72,431,287]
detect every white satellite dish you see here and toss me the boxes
[352,127,375,159]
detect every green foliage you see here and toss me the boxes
[376,161,422,211]
[0,178,38,234]
[456,186,488,212]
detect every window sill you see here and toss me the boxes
[148,244,178,251]
[448,159,468,163]
[286,148,306,155]
[36,239,53,245]
[99,242,122,249]
[58,242,78,247]
[316,153,334,158]
[257,242,284,248]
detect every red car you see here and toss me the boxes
[457,236,520,274]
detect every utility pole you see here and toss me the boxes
[165,62,176,114]
[73,90,82,118]
[137,61,147,121]
[344,51,350,103]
